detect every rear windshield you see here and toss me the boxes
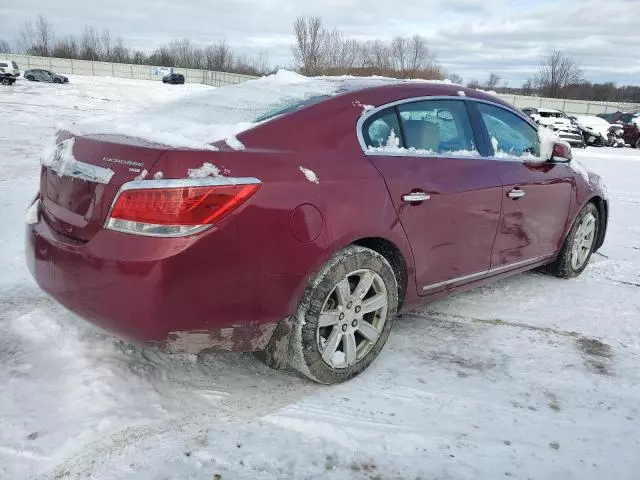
[254,95,331,122]
[146,76,343,125]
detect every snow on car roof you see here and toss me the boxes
[538,108,562,113]
[68,70,455,150]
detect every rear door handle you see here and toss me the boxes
[402,192,430,203]
[508,188,526,199]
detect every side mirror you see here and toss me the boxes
[551,142,572,163]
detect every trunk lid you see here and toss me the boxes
[40,134,166,242]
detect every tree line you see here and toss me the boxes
[0,15,272,76]
[1,14,638,104]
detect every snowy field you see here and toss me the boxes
[1,76,639,480]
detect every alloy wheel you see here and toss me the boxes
[317,269,389,369]
[571,212,597,270]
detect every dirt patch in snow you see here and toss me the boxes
[576,337,615,376]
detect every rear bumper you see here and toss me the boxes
[26,204,278,353]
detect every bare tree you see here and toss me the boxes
[406,35,431,76]
[52,36,79,59]
[521,78,534,95]
[485,72,501,89]
[448,73,463,85]
[0,39,10,53]
[80,26,101,60]
[535,50,582,98]
[466,79,480,89]
[101,29,113,61]
[19,14,55,56]
[204,41,233,71]
[292,16,327,75]
[390,36,408,73]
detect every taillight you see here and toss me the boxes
[105,178,260,237]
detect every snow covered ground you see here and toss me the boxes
[1,76,639,480]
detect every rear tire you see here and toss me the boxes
[545,203,599,278]
[288,246,398,384]
[1,78,10,86]
[26,75,35,81]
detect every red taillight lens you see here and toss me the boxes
[110,184,260,225]
[105,180,260,237]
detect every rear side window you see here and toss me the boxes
[477,103,540,158]
[397,99,476,154]
[362,107,403,149]
[0,63,7,68]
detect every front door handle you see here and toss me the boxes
[507,188,526,199]
[402,192,430,203]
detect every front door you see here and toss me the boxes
[362,99,503,294]
[474,102,572,267]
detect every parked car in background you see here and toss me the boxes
[598,111,640,148]
[24,69,69,83]
[162,73,185,84]
[521,107,538,118]
[0,72,17,85]
[529,108,585,148]
[574,115,625,147]
[27,76,608,384]
[0,59,20,77]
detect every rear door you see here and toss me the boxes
[362,98,503,294]
[472,101,573,268]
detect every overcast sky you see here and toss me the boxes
[2,0,639,85]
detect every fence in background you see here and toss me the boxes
[3,54,255,87]
[4,54,639,114]
[496,93,639,115]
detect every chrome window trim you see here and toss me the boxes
[357,96,476,158]
[421,255,552,291]
[356,95,537,160]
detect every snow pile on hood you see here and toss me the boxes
[68,70,344,150]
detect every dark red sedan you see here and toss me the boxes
[26,76,608,384]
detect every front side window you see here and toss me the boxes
[477,103,540,159]
[397,100,476,154]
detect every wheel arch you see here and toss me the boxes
[351,236,409,310]
[588,195,608,252]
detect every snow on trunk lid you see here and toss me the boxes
[39,134,166,242]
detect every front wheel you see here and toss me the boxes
[288,246,398,384]
[1,78,10,86]
[546,203,599,278]
[26,75,35,81]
